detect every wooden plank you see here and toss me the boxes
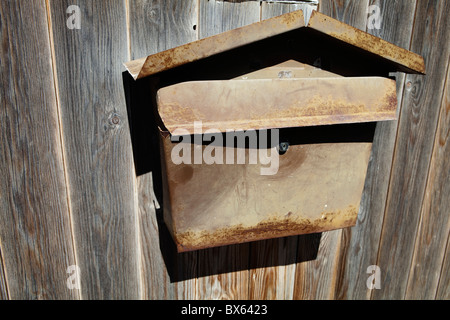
[318,0,369,24]
[332,0,417,300]
[128,0,199,300]
[436,235,450,300]
[293,0,369,300]
[0,0,78,299]
[198,0,261,39]
[191,0,260,300]
[135,174,172,299]
[261,1,310,21]
[373,0,450,299]
[249,2,315,300]
[249,238,297,300]
[196,244,250,299]
[49,0,140,299]
[293,231,341,299]
[128,0,198,60]
[405,60,449,299]
[0,248,9,299]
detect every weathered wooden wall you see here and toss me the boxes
[0,0,448,300]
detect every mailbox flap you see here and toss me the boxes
[156,77,397,136]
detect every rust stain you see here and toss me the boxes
[174,206,358,252]
[158,77,397,136]
[377,86,398,113]
[262,96,368,120]
[170,166,194,186]
[279,9,303,27]
[158,101,200,126]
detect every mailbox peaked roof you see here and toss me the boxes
[125,9,425,80]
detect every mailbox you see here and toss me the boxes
[125,10,425,252]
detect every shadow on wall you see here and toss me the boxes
[122,71,324,282]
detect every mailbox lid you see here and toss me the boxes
[157,76,397,135]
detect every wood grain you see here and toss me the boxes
[128,0,198,60]
[318,0,369,25]
[292,0,369,300]
[261,1,313,21]
[49,0,140,299]
[332,0,417,300]
[196,244,250,299]
[136,174,174,299]
[0,248,9,299]
[192,0,261,300]
[0,0,447,301]
[247,2,317,301]
[199,0,260,39]
[248,238,295,300]
[128,0,199,300]
[436,235,450,299]
[0,0,78,299]
[406,60,450,299]
[294,231,341,299]
[373,0,450,299]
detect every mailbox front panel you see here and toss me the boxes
[160,129,372,252]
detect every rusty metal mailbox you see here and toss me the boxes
[125,10,425,252]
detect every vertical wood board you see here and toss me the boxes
[249,1,317,300]
[332,0,417,300]
[49,0,140,299]
[436,235,450,300]
[406,60,450,299]
[128,0,199,300]
[374,0,450,299]
[293,0,369,300]
[0,0,78,300]
[0,248,9,299]
[195,0,261,300]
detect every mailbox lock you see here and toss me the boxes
[277,142,290,155]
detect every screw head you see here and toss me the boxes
[277,142,289,155]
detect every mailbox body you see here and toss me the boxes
[156,75,396,252]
